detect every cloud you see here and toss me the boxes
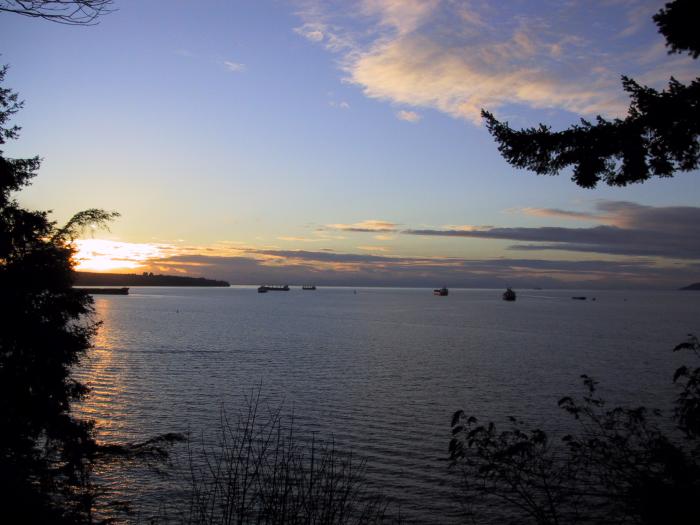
[223,60,246,73]
[406,202,700,260]
[293,0,695,123]
[143,249,695,289]
[326,219,398,232]
[519,207,602,221]
[357,245,390,252]
[277,236,324,242]
[617,1,657,38]
[396,109,421,122]
[294,22,326,42]
[329,100,350,109]
[361,0,439,35]
[346,29,622,123]
[251,249,405,264]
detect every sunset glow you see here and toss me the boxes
[73,239,168,272]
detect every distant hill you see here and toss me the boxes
[75,272,229,287]
[680,283,700,290]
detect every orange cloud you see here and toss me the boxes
[396,109,421,122]
[326,219,398,232]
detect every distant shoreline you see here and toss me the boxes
[73,273,698,290]
[74,272,230,287]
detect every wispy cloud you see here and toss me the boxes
[519,207,602,221]
[396,109,421,122]
[326,219,398,232]
[357,245,390,252]
[223,60,246,73]
[294,22,326,42]
[329,100,351,109]
[278,236,324,243]
[617,0,657,38]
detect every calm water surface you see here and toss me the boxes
[76,287,700,522]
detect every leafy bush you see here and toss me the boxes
[449,335,700,524]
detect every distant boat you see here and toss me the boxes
[80,287,129,295]
[302,285,317,290]
[434,287,449,296]
[572,296,587,300]
[258,285,289,292]
[502,288,516,301]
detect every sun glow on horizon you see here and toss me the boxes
[73,239,167,272]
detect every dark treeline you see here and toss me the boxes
[75,271,230,287]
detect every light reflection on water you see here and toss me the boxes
[74,287,700,522]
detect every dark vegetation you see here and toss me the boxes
[0,63,116,522]
[449,336,700,524]
[75,271,230,287]
[451,5,700,521]
[680,283,700,291]
[158,391,392,524]
[482,0,700,188]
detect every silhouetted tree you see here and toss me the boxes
[482,0,700,188]
[0,65,118,522]
[449,335,700,524]
[0,0,113,25]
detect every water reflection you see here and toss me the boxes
[75,297,127,441]
[74,297,137,517]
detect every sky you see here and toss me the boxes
[2,0,699,288]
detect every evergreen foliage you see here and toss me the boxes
[482,0,700,188]
[0,65,117,523]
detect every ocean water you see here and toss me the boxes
[75,287,700,522]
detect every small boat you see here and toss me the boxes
[434,287,449,296]
[302,285,316,290]
[572,296,587,300]
[502,288,516,301]
[258,285,290,292]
